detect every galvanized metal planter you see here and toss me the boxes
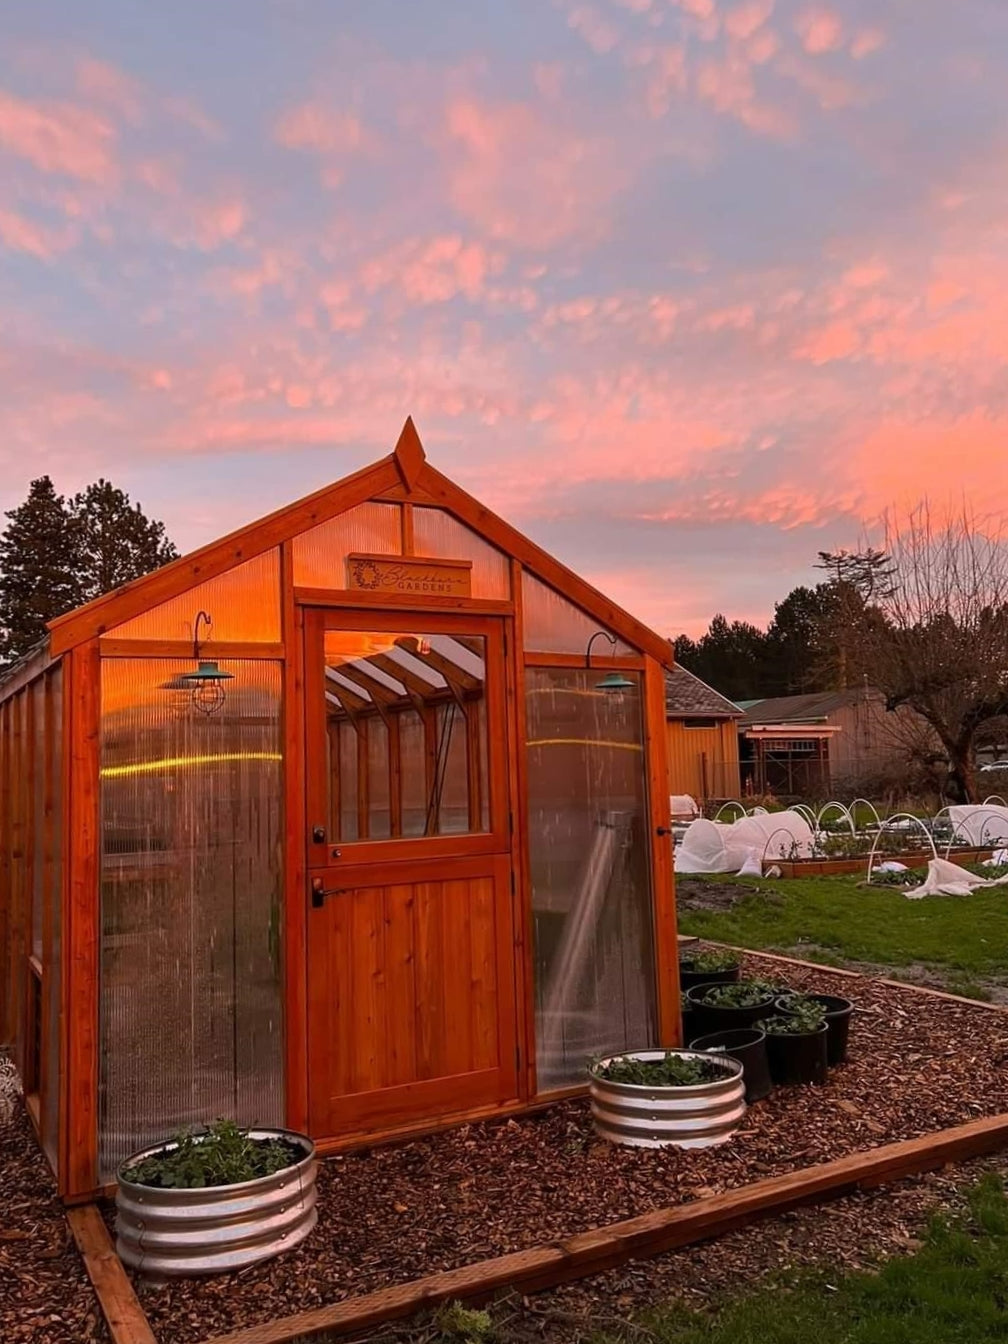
[115,1128,317,1277]
[589,1050,746,1149]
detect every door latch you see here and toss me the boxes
[311,876,343,909]
[311,824,326,844]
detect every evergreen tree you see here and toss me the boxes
[0,477,82,665]
[0,475,179,666]
[70,479,178,603]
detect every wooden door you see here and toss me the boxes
[303,611,519,1137]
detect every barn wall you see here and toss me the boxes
[666,719,740,801]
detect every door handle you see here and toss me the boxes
[311,877,344,909]
[656,826,671,837]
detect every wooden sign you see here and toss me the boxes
[346,553,472,598]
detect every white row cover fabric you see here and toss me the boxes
[670,794,700,819]
[904,857,1008,899]
[674,810,814,874]
[947,805,1008,847]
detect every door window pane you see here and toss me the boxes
[322,630,490,841]
[525,666,656,1089]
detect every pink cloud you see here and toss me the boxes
[0,207,73,259]
[565,4,622,53]
[695,57,795,138]
[360,235,493,305]
[443,96,626,248]
[0,88,117,182]
[795,8,844,54]
[274,103,372,155]
[850,28,886,60]
[723,0,773,42]
[75,56,143,122]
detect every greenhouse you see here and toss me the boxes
[0,419,679,1201]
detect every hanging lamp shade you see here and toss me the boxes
[595,670,635,694]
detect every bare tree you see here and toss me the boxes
[863,505,1008,802]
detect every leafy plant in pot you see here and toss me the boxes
[758,1005,829,1085]
[116,1119,318,1277]
[678,948,741,991]
[687,978,778,1034]
[588,1049,746,1149]
[776,992,854,1065]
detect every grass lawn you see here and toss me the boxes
[596,1175,1008,1344]
[677,873,1008,997]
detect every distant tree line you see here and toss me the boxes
[673,523,1008,803]
[672,548,892,702]
[0,476,178,667]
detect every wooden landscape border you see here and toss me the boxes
[65,948,1008,1344]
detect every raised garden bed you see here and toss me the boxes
[773,849,996,878]
[94,958,1008,1344]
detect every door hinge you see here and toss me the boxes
[510,866,516,895]
[515,1044,522,1072]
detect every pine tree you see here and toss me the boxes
[0,476,179,667]
[70,479,178,603]
[0,477,83,665]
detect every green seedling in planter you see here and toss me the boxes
[759,1005,827,1035]
[680,949,740,972]
[121,1118,299,1189]
[777,992,829,1015]
[699,980,775,1008]
[595,1051,729,1087]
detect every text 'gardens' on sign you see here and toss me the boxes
[346,553,473,598]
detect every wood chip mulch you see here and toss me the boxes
[122,961,1008,1344]
[0,1057,108,1344]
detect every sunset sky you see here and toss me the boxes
[2,0,1006,636]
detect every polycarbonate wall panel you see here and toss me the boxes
[525,667,656,1089]
[43,667,63,1169]
[31,678,44,961]
[98,658,284,1178]
[109,550,281,643]
[521,571,635,656]
[413,507,510,598]
[292,502,402,589]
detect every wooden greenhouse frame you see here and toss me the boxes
[0,420,681,1202]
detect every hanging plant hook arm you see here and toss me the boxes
[193,610,213,660]
[585,630,617,668]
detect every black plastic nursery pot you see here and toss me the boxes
[686,984,777,1036]
[678,961,741,992]
[681,1000,698,1047]
[764,1022,829,1086]
[776,994,853,1066]
[689,1027,773,1103]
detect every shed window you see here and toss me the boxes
[683,717,719,729]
